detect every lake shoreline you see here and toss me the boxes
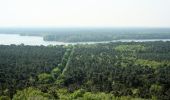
[1,33,170,46]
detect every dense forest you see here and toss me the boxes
[0,45,66,99]
[0,41,170,100]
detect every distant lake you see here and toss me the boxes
[0,34,71,46]
[0,34,170,46]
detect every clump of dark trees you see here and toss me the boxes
[0,45,66,98]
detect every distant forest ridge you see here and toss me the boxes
[0,28,170,42]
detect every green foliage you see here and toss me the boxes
[70,89,85,99]
[1,41,170,100]
[57,88,70,100]
[60,42,170,99]
[55,79,64,86]
[38,73,53,84]
[56,89,146,100]
[0,45,66,97]
[150,84,162,95]
[132,89,140,97]
[83,92,114,100]
[51,67,61,79]
[0,96,10,100]
[115,45,146,52]
[135,59,161,68]
[13,87,54,100]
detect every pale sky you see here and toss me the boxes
[0,0,170,27]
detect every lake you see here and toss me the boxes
[0,34,71,46]
[0,34,170,46]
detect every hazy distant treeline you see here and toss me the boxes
[43,32,170,42]
[1,28,170,42]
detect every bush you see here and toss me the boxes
[51,67,61,79]
[0,96,10,100]
[13,87,54,100]
[38,73,53,84]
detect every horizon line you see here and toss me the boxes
[0,26,170,29]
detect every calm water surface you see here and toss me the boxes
[0,34,71,46]
[0,34,170,46]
